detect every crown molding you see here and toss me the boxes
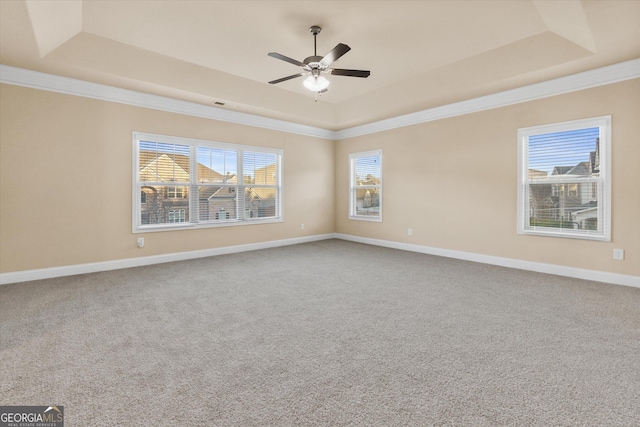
[335,58,640,140]
[1,59,638,141]
[0,65,335,140]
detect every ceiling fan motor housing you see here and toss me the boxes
[303,56,327,74]
[304,56,324,64]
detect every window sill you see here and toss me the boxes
[134,217,283,233]
[349,215,382,223]
[518,227,610,242]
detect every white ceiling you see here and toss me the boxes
[1,0,639,130]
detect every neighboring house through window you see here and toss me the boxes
[349,150,382,221]
[517,116,611,241]
[133,132,282,232]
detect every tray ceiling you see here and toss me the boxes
[1,0,638,130]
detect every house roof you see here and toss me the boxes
[247,188,276,204]
[1,1,638,130]
[528,169,548,179]
[139,150,226,184]
[139,153,190,183]
[209,187,236,200]
[566,161,591,176]
[552,166,574,176]
[550,161,592,178]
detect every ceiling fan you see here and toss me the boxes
[268,26,370,95]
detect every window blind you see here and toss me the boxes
[349,150,382,221]
[134,133,282,232]
[517,116,610,241]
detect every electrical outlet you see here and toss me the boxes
[301,223,305,230]
[408,228,413,236]
[613,248,624,260]
[137,237,145,248]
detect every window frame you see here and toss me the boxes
[349,150,383,222]
[516,116,611,241]
[133,132,283,233]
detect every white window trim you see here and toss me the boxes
[517,115,611,241]
[349,150,383,222]
[132,132,283,233]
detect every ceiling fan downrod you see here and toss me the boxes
[310,26,321,56]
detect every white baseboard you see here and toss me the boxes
[0,234,335,285]
[2,233,638,289]
[334,233,640,289]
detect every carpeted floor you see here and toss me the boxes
[1,239,639,426]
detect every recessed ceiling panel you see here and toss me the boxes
[1,0,638,129]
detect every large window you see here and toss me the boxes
[517,116,611,241]
[133,132,282,232]
[349,150,382,221]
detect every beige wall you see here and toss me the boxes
[0,84,335,273]
[1,79,638,278]
[336,79,640,277]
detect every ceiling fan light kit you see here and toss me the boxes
[303,74,330,91]
[268,26,370,97]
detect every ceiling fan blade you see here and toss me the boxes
[320,43,351,67]
[328,69,371,78]
[268,73,305,84]
[268,52,306,67]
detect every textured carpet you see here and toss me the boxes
[1,239,639,426]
